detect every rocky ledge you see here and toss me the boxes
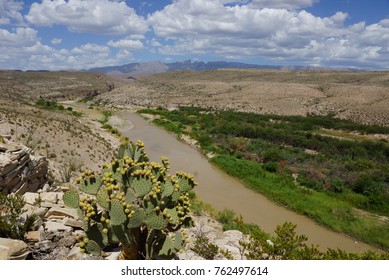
[1,185,247,260]
[0,138,48,195]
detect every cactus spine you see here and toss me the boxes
[63,140,197,259]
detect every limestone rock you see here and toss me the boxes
[0,238,30,260]
[22,205,48,219]
[40,202,59,208]
[45,207,78,220]
[0,245,8,260]
[26,231,44,242]
[177,249,205,260]
[23,192,40,205]
[62,217,83,229]
[67,246,84,260]
[40,192,58,204]
[44,221,73,233]
[0,141,48,195]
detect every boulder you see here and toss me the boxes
[23,192,40,205]
[40,192,58,204]
[0,238,30,260]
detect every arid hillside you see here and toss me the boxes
[0,70,125,102]
[0,71,123,184]
[98,69,389,126]
[0,98,118,183]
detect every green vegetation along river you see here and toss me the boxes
[116,111,380,253]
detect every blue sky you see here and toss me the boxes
[1,0,389,70]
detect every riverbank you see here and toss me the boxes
[102,109,380,253]
[133,108,389,252]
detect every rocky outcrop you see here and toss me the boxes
[178,215,248,260]
[19,187,102,260]
[0,140,48,195]
[1,180,247,260]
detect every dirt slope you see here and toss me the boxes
[99,69,389,126]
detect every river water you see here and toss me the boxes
[115,111,380,253]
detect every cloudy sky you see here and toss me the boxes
[1,0,389,70]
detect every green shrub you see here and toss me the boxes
[263,162,279,173]
[241,221,389,260]
[192,235,219,260]
[217,209,236,229]
[0,193,36,239]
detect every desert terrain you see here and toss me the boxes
[98,69,389,127]
[2,68,389,183]
[0,70,125,102]
[1,69,389,259]
[0,71,122,184]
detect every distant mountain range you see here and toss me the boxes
[87,60,361,78]
[88,60,329,78]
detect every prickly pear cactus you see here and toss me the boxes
[63,140,197,259]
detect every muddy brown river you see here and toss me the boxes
[111,111,381,253]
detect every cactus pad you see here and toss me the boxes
[171,191,180,202]
[85,240,102,256]
[159,236,174,257]
[143,200,155,214]
[77,208,86,224]
[86,223,108,248]
[145,212,168,230]
[127,209,146,229]
[96,188,109,209]
[178,177,193,193]
[112,225,133,246]
[63,189,80,209]
[79,177,101,195]
[117,144,126,159]
[162,181,174,197]
[109,199,126,226]
[165,208,179,225]
[124,190,135,204]
[174,231,183,250]
[133,146,142,161]
[132,176,153,197]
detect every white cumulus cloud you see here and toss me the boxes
[26,0,148,35]
[51,38,62,45]
[0,0,24,25]
[107,39,144,49]
[148,0,389,69]
[249,0,318,10]
[0,27,38,47]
